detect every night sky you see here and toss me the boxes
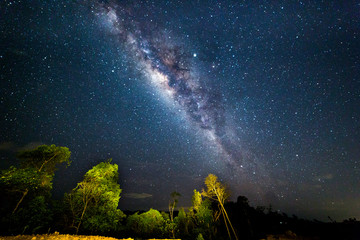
[1,0,359,221]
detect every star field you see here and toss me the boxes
[1,0,359,221]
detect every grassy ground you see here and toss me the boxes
[0,233,180,240]
[0,233,133,240]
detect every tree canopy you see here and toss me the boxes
[202,173,238,240]
[0,144,71,233]
[126,208,165,238]
[17,144,71,174]
[65,159,125,234]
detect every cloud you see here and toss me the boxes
[322,173,334,180]
[313,173,334,181]
[18,142,44,151]
[0,142,17,151]
[0,141,45,152]
[124,193,153,199]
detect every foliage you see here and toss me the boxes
[188,189,215,239]
[202,174,229,205]
[194,198,213,227]
[202,174,238,240]
[1,166,45,194]
[0,145,71,234]
[160,211,176,239]
[174,208,190,237]
[1,145,70,216]
[169,191,181,218]
[196,233,205,240]
[65,160,125,234]
[3,150,343,239]
[192,189,203,212]
[18,196,53,233]
[17,144,71,174]
[126,209,165,238]
[168,191,181,238]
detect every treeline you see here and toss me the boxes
[1,144,359,240]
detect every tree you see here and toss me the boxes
[168,191,181,238]
[126,208,165,238]
[2,145,69,211]
[1,145,70,215]
[174,208,190,237]
[202,174,238,240]
[17,144,71,173]
[65,160,125,234]
[0,144,71,234]
[1,167,45,214]
[18,196,52,233]
[196,233,205,240]
[190,189,214,239]
[191,190,213,225]
[192,189,203,212]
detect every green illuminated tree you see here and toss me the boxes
[17,144,71,173]
[168,191,181,238]
[1,145,70,214]
[174,208,190,237]
[65,160,125,234]
[0,166,44,214]
[0,144,71,233]
[190,189,214,239]
[126,208,165,238]
[202,174,238,240]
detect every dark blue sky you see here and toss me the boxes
[1,0,359,221]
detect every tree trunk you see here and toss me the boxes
[13,189,28,214]
[76,201,88,234]
[38,152,59,172]
[219,201,238,240]
[221,207,231,239]
[214,187,238,240]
